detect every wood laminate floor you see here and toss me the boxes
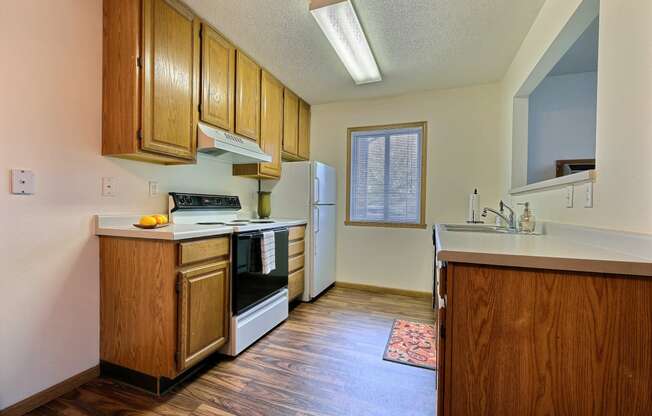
[28,287,436,416]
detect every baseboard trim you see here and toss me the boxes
[335,281,431,299]
[0,365,100,416]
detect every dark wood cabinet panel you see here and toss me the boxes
[443,263,652,416]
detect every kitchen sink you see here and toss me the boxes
[442,224,541,235]
[442,224,513,234]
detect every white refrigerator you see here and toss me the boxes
[263,161,336,301]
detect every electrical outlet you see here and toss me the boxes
[102,177,116,197]
[565,186,574,208]
[584,182,593,208]
[11,169,35,195]
[149,181,159,197]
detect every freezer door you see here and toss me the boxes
[313,161,337,205]
[312,204,336,298]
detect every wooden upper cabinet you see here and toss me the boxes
[200,23,235,131]
[102,0,199,164]
[298,99,311,160]
[141,0,199,160]
[259,71,283,177]
[177,261,229,371]
[235,51,261,142]
[233,70,283,179]
[282,89,299,156]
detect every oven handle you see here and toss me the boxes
[237,228,289,239]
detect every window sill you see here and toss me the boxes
[510,170,596,195]
[344,221,427,229]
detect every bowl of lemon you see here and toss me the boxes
[134,214,169,229]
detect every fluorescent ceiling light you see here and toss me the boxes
[310,0,382,85]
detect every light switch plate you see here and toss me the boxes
[565,186,574,208]
[11,169,35,195]
[149,181,159,197]
[102,177,116,197]
[584,182,593,208]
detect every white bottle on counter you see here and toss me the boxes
[467,189,482,223]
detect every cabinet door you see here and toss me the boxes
[288,269,304,301]
[178,261,229,371]
[283,89,299,155]
[235,51,261,142]
[298,99,311,160]
[200,24,235,131]
[141,0,199,160]
[259,71,283,177]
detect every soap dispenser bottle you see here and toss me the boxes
[517,202,536,233]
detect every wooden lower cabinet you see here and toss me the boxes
[288,226,306,301]
[177,260,229,371]
[100,236,230,391]
[437,262,652,416]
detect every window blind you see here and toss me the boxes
[349,126,424,225]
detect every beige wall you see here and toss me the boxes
[503,0,652,233]
[0,1,258,408]
[311,84,505,292]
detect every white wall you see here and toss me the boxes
[310,84,505,292]
[527,71,597,183]
[0,1,257,409]
[502,0,652,233]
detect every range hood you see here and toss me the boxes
[197,122,272,164]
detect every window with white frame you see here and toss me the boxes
[346,122,427,228]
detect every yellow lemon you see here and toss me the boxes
[139,215,157,226]
[153,214,168,225]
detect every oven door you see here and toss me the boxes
[232,228,289,315]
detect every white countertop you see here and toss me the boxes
[435,222,652,277]
[95,215,307,241]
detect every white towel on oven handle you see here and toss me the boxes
[261,231,276,274]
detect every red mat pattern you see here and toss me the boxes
[383,319,437,370]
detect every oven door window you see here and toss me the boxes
[233,229,289,315]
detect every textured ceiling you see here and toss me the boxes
[185,0,546,104]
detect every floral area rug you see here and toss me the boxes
[382,319,437,370]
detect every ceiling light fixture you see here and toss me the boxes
[310,0,382,85]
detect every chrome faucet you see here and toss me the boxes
[482,201,517,231]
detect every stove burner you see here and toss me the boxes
[196,222,226,225]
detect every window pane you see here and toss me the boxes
[351,135,385,221]
[388,133,420,223]
[349,125,424,225]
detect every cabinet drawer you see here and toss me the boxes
[289,254,304,273]
[289,240,305,257]
[179,237,229,266]
[288,226,305,241]
[288,269,304,301]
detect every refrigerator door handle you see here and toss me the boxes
[314,207,319,256]
[314,176,320,204]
